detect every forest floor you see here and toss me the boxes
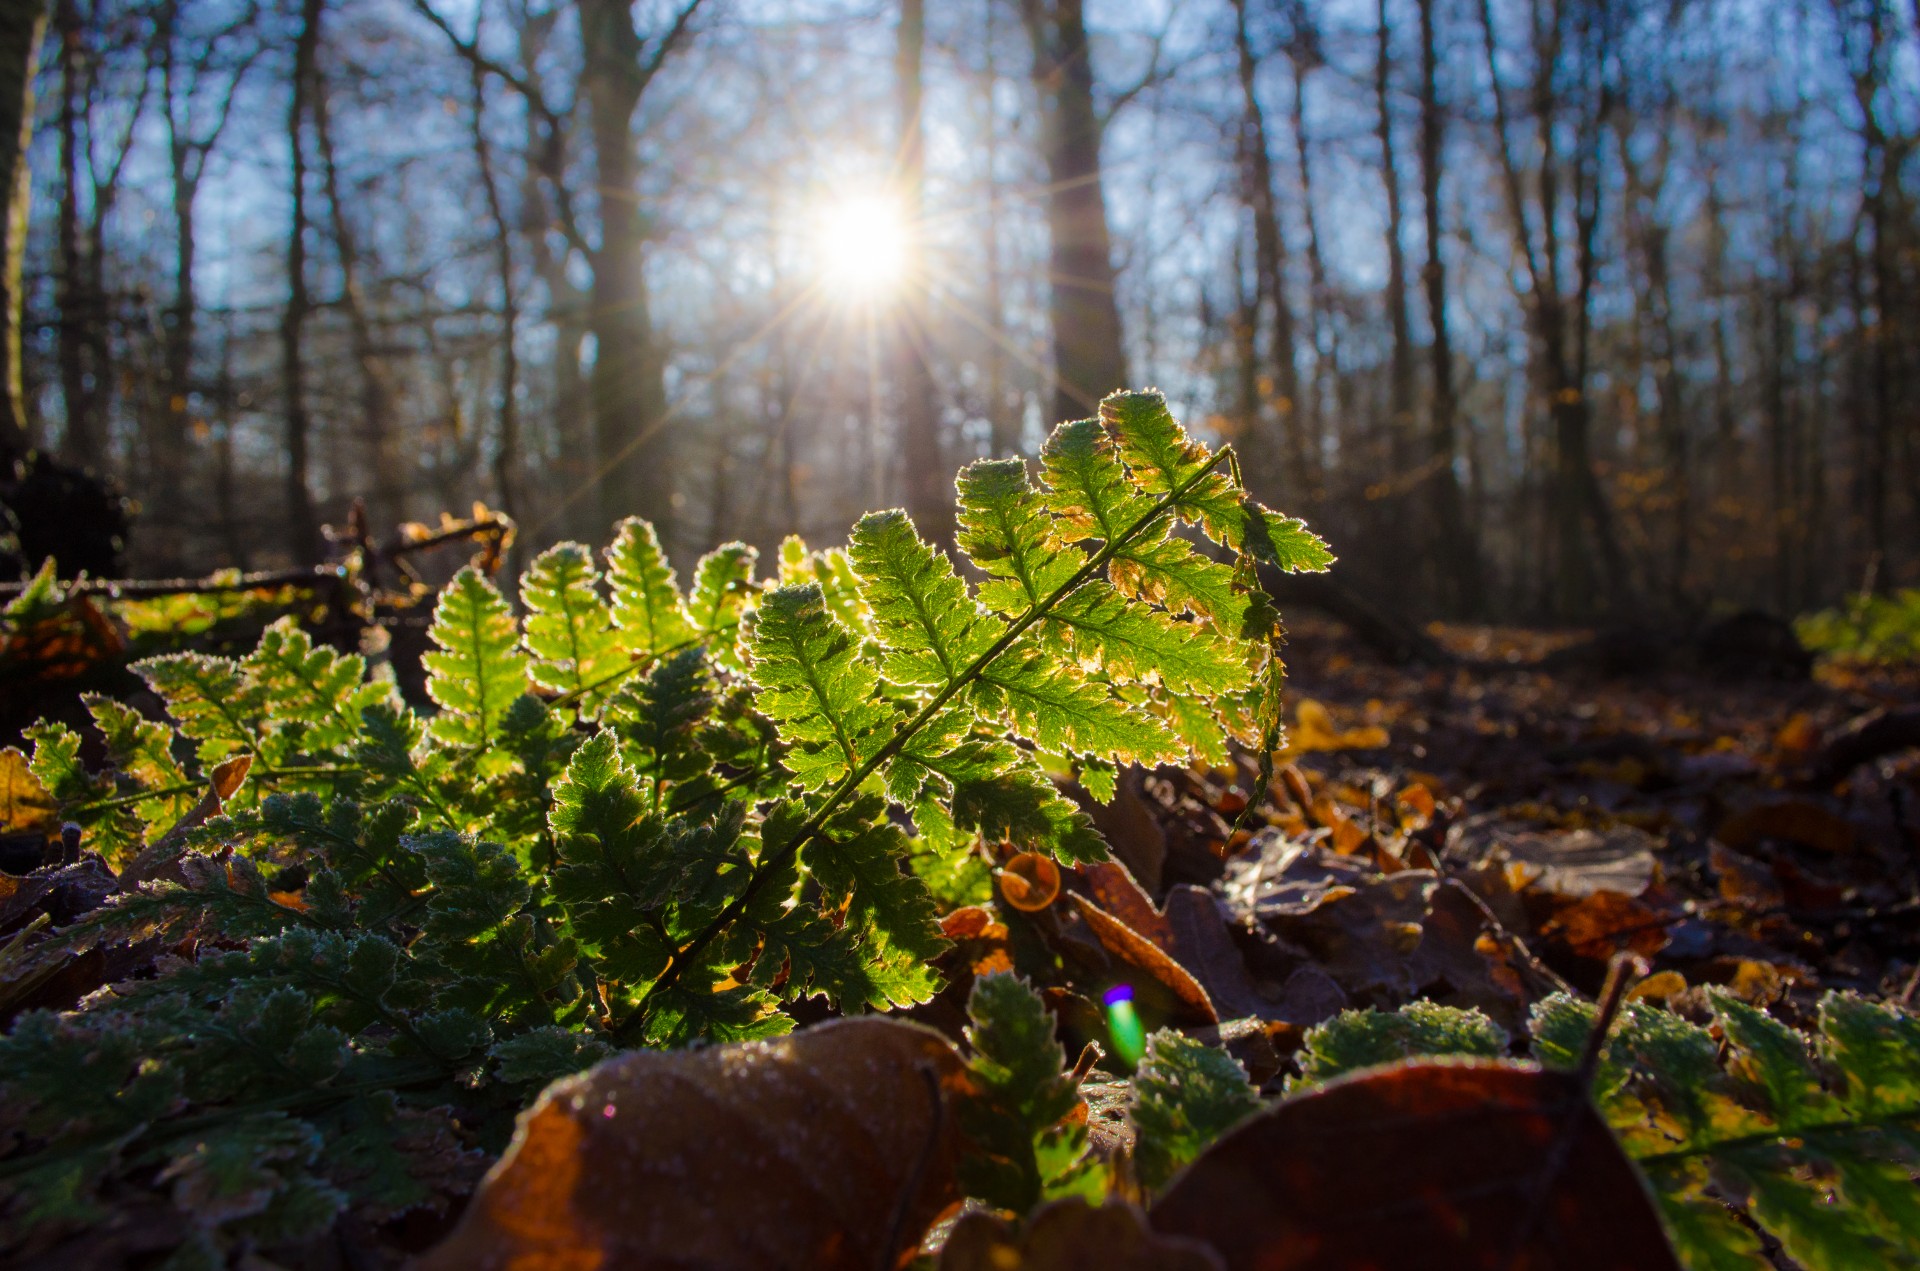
[1019,614,1920,1088]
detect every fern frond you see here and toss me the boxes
[421,568,529,753]
[1130,1029,1262,1191]
[744,584,903,792]
[243,618,374,755]
[134,652,263,762]
[605,517,693,655]
[520,543,624,711]
[1100,390,1333,573]
[956,974,1094,1212]
[973,642,1180,767]
[686,542,758,668]
[83,695,193,831]
[792,795,946,1008]
[850,510,1001,687]
[1532,991,1920,1269]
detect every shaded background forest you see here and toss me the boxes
[1,0,1917,623]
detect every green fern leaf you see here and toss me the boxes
[520,542,626,709]
[422,567,529,752]
[903,736,1108,864]
[956,973,1092,1212]
[546,734,677,987]
[605,517,694,655]
[1040,420,1248,630]
[243,618,374,755]
[849,509,1002,686]
[1131,1029,1262,1191]
[1099,390,1333,573]
[1532,991,1920,1270]
[744,584,903,792]
[790,795,946,1008]
[1296,1002,1509,1085]
[973,642,1180,767]
[134,653,264,762]
[84,695,193,831]
[686,541,758,651]
[955,457,1085,617]
[603,646,716,806]
[1051,582,1249,694]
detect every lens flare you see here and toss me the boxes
[814,191,911,300]
[1104,983,1145,1067]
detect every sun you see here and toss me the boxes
[813,191,912,300]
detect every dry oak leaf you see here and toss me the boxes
[941,1199,1222,1271]
[1150,1060,1681,1271]
[420,1018,975,1271]
[0,747,56,835]
[1066,891,1217,1024]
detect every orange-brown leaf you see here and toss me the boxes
[942,1199,1223,1271]
[1150,1061,1681,1271]
[422,1018,974,1271]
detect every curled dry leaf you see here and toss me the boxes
[421,1018,974,1271]
[999,852,1063,912]
[1076,859,1175,949]
[1066,892,1217,1024]
[1151,1061,1682,1271]
[0,747,56,835]
[941,1199,1223,1271]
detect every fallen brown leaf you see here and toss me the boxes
[942,1199,1222,1271]
[1150,1061,1681,1271]
[421,1018,974,1271]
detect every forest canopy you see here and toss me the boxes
[1,0,1917,617]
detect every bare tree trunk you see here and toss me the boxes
[280,0,323,565]
[0,0,47,468]
[579,0,689,542]
[1374,0,1416,595]
[54,0,98,467]
[467,61,521,574]
[1287,44,1337,477]
[1019,0,1127,423]
[1416,0,1482,614]
[895,0,951,544]
[982,0,1014,460]
[1230,0,1311,503]
[312,62,406,532]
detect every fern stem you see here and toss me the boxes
[626,448,1235,1038]
[1628,1106,1920,1169]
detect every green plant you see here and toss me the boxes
[0,391,1329,1258]
[1301,993,1920,1269]
[1796,589,1920,665]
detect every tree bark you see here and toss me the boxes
[1374,0,1416,592]
[311,60,406,532]
[0,0,47,469]
[280,0,323,565]
[1415,0,1481,614]
[579,0,681,543]
[895,0,951,545]
[1019,0,1127,424]
[1229,0,1311,504]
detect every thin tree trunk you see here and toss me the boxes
[1019,0,1127,423]
[312,64,405,532]
[1229,0,1310,502]
[280,0,323,565]
[468,61,521,574]
[895,0,950,544]
[1416,0,1481,614]
[580,0,676,541]
[1287,49,1337,478]
[54,0,97,466]
[1375,0,1416,593]
[0,0,48,467]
